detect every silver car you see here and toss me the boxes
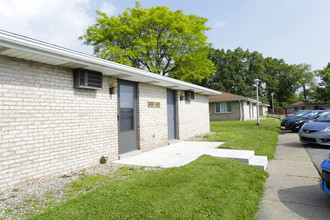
[299,111,330,146]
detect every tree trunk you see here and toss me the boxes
[303,86,307,103]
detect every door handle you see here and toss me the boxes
[117,115,120,121]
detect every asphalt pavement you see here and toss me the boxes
[305,144,330,175]
[257,131,330,220]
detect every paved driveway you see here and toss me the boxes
[257,131,330,220]
[305,144,330,174]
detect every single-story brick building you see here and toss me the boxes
[285,102,330,114]
[0,30,220,190]
[208,91,269,121]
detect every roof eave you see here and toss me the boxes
[209,98,249,102]
[0,30,220,96]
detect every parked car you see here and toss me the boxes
[320,152,330,195]
[281,110,312,127]
[284,110,327,132]
[299,111,330,146]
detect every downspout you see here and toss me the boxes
[239,100,242,121]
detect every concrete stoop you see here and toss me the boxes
[206,148,268,170]
[115,141,268,170]
[249,155,268,171]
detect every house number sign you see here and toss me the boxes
[148,101,160,108]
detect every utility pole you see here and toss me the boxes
[271,92,274,114]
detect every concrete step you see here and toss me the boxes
[207,148,268,170]
[207,149,255,164]
[249,155,268,171]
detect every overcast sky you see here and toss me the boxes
[0,0,329,71]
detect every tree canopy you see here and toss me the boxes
[205,48,264,99]
[313,63,330,102]
[204,48,306,107]
[80,2,327,106]
[80,2,214,83]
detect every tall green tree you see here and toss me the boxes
[206,48,303,107]
[80,2,214,83]
[295,63,315,103]
[206,47,264,98]
[263,58,301,108]
[314,63,330,102]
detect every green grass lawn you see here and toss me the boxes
[206,119,280,159]
[33,156,267,220]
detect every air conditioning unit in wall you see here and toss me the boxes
[73,68,103,89]
[185,91,195,100]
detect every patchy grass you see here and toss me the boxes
[33,155,267,220]
[0,166,151,219]
[63,166,148,200]
[206,119,280,159]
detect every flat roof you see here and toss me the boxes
[0,30,220,96]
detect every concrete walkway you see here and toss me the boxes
[257,132,330,220]
[114,141,268,170]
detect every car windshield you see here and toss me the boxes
[302,112,319,119]
[316,112,330,122]
[292,111,306,116]
[290,111,301,116]
[300,111,312,116]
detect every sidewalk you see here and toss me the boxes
[257,132,330,220]
[114,141,268,170]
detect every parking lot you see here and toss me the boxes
[257,130,330,219]
[283,129,330,174]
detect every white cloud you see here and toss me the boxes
[100,1,116,15]
[0,0,105,54]
[213,21,226,29]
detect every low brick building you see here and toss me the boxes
[0,30,220,190]
[285,102,330,114]
[208,91,269,121]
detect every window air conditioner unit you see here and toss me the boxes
[73,68,102,89]
[185,91,195,100]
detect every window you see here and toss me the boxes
[215,102,231,113]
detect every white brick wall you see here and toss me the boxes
[178,93,210,139]
[0,55,118,190]
[0,55,212,190]
[137,83,168,151]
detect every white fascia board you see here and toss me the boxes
[209,98,249,103]
[0,30,220,96]
[247,98,269,106]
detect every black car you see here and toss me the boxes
[281,110,312,127]
[285,110,328,132]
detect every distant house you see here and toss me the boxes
[208,91,269,121]
[285,102,330,114]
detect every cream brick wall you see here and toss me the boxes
[0,55,118,190]
[242,101,250,121]
[259,106,268,116]
[137,83,168,151]
[178,93,210,139]
[0,55,212,190]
